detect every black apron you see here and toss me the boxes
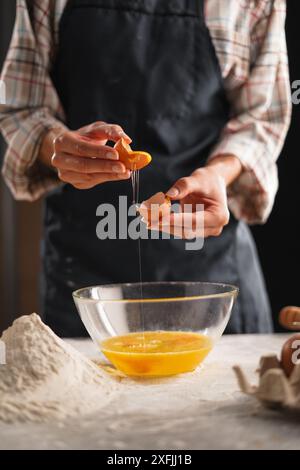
[44,0,273,337]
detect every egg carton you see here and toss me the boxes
[233,355,300,411]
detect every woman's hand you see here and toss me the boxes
[40,122,132,189]
[148,155,242,239]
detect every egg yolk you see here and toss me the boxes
[101,331,213,377]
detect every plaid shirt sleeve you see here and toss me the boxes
[0,0,67,201]
[0,0,292,223]
[207,0,291,224]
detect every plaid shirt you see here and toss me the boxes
[0,0,291,224]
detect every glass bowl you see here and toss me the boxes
[73,282,238,377]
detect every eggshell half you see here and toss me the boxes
[138,192,171,223]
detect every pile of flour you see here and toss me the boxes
[0,313,117,423]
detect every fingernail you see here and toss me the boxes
[119,131,132,142]
[112,164,123,172]
[166,187,179,198]
[119,131,128,138]
[107,151,118,160]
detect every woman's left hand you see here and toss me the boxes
[148,166,231,239]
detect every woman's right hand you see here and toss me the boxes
[42,121,132,189]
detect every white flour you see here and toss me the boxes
[0,313,117,423]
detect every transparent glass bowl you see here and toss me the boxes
[73,282,238,377]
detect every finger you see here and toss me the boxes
[148,223,200,239]
[54,132,119,159]
[58,170,93,184]
[147,222,222,239]
[148,209,224,238]
[58,169,131,186]
[204,209,229,228]
[163,225,197,239]
[169,210,229,229]
[139,204,171,225]
[166,176,199,200]
[168,212,202,229]
[52,152,126,174]
[79,122,132,143]
[72,170,131,188]
[146,211,227,231]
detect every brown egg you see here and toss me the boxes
[279,306,300,330]
[280,334,300,377]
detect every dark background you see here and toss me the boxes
[252,0,300,331]
[0,1,299,333]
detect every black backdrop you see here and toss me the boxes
[252,0,300,331]
[0,1,300,331]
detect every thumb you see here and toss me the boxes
[79,122,132,144]
[166,176,198,200]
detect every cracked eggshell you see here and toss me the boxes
[138,192,171,223]
[114,138,152,171]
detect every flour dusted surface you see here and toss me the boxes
[0,314,117,423]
